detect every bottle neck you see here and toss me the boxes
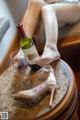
[16,23,27,39]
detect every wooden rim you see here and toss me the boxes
[54,81,78,120]
[34,59,76,120]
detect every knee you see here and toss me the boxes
[41,5,55,14]
[42,5,52,12]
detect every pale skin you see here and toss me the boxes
[22,0,80,66]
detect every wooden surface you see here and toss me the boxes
[0,32,20,75]
[58,34,80,50]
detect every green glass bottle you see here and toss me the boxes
[16,23,41,71]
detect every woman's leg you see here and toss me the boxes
[36,3,80,66]
[22,0,46,38]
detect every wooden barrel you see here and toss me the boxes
[34,60,79,120]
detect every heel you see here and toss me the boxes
[49,87,55,107]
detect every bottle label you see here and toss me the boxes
[27,53,37,60]
[22,45,39,64]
